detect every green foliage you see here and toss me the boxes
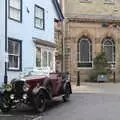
[88,51,109,82]
[93,51,109,75]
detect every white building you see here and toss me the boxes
[0,0,64,84]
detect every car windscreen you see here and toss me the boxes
[19,70,49,78]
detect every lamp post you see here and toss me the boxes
[4,0,8,84]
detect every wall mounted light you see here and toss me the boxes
[27,7,30,13]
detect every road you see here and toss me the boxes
[1,92,120,120]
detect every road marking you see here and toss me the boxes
[32,116,43,120]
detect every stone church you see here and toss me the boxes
[56,0,120,84]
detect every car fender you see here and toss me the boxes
[32,86,52,100]
[63,80,72,94]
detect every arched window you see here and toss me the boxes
[77,37,92,67]
[102,37,115,64]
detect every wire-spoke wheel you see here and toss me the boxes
[0,97,11,113]
[63,84,71,102]
[33,91,47,113]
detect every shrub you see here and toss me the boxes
[88,51,109,82]
[93,51,109,75]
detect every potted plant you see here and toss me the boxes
[93,51,109,82]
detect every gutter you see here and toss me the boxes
[52,0,64,21]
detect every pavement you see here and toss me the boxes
[72,82,120,95]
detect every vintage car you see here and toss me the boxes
[0,68,72,113]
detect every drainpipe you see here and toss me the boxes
[62,21,65,72]
[61,0,70,72]
[4,0,8,84]
[61,0,66,72]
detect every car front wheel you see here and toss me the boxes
[0,97,11,113]
[33,91,47,113]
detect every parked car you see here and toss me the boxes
[0,68,72,113]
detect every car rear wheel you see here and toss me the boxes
[63,84,71,102]
[33,91,47,113]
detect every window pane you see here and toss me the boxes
[80,40,89,62]
[36,47,41,67]
[8,40,14,54]
[9,55,18,68]
[48,52,53,68]
[104,40,112,45]
[14,56,18,68]
[10,7,20,20]
[35,7,43,18]
[35,18,41,28]
[15,41,20,54]
[90,44,92,61]
[10,0,20,9]
[9,55,14,67]
[104,46,112,62]
[42,51,47,67]
[35,18,43,28]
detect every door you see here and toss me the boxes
[50,73,62,96]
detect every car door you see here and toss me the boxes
[54,73,62,95]
[50,73,62,96]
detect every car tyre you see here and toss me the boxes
[1,106,11,113]
[33,91,47,113]
[63,84,71,102]
[0,98,11,113]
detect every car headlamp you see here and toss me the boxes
[4,84,12,92]
[23,83,30,92]
[23,94,27,99]
[10,94,14,99]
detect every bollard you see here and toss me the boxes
[113,71,115,83]
[77,71,80,86]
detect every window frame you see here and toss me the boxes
[36,46,53,69]
[8,0,22,22]
[102,38,115,65]
[104,0,114,4]
[77,37,92,68]
[34,5,45,30]
[42,50,48,67]
[8,38,22,71]
[36,47,42,67]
